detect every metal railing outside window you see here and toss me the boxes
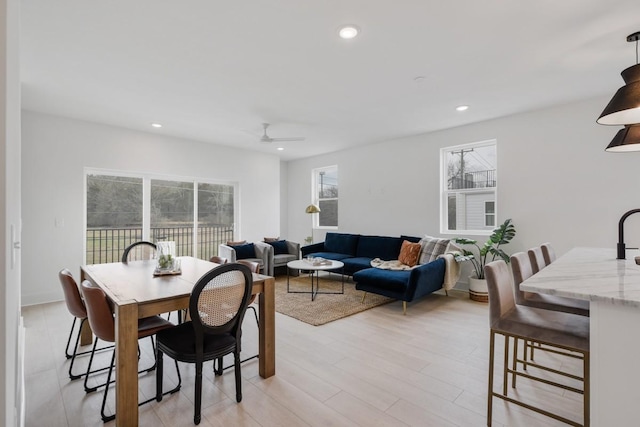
[86,225,234,265]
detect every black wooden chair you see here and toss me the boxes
[155,263,253,425]
[121,241,157,262]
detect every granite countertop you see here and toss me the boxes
[520,247,640,308]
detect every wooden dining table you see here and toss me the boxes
[80,256,276,427]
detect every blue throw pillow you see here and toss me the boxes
[267,240,289,255]
[231,243,255,259]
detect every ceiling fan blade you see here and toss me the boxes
[269,137,305,142]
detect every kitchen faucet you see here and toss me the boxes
[617,208,640,259]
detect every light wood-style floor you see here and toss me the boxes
[23,285,584,427]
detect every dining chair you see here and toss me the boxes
[122,240,186,323]
[216,259,261,370]
[236,259,260,327]
[121,241,157,262]
[527,245,547,274]
[155,263,254,425]
[58,269,112,380]
[81,280,175,422]
[209,255,228,264]
[541,242,557,265]
[485,260,590,427]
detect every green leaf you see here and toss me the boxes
[453,237,477,246]
[451,218,516,275]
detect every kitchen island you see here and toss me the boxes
[521,247,640,426]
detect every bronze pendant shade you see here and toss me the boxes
[599,31,640,151]
[597,63,640,125]
[605,124,640,152]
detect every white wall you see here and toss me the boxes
[285,96,640,284]
[2,0,22,425]
[21,111,281,305]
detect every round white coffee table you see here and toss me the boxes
[286,259,345,301]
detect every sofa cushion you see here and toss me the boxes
[342,257,375,274]
[400,235,422,244]
[324,233,359,256]
[273,253,297,266]
[353,268,412,292]
[306,251,352,262]
[398,240,421,267]
[356,235,402,260]
[267,239,289,255]
[231,243,255,259]
[264,236,280,242]
[227,240,247,246]
[418,236,450,264]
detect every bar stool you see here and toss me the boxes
[485,260,590,427]
[540,242,556,265]
[511,252,589,316]
[527,246,547,274]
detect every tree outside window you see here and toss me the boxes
[86,171,236,264]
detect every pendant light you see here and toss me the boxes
[598,32,640,126]
[605,124,640,152]
[598,31,640,152]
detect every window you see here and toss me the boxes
[85,170,236,264]
[485,201,495,227]
[441,140,497,234]
[312,166,338,227]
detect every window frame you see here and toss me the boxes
[311,165,338,229]
[484,201,496,227]
[84,167,239,263]
[439,139,497,236]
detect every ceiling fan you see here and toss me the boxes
[259,123,305,144]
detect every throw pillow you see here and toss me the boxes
[231,243,255,260]
[398,240,422,267]
[264,237,280,242]
[267,240,289,255]
[418,236,450,264]
[227,240,247,246]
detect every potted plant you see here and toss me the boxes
[453,218,516,302]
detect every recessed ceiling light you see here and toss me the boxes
[277,147,284,151]
[338,25,359,39]
[456,105,469,112]
[151,123,162,128]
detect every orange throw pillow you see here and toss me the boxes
[398,240,422,267]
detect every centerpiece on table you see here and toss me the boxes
[453,218,516,302]
[154,240,181,276]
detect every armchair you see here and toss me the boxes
[263,240,300,276]
[219,241,270,274]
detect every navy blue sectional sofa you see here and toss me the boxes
[301,232,448,312]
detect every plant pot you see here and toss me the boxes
[468,275,488,303]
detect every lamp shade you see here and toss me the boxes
[305,204,321,214]
[605,124,640,152]
[597,63,640,125]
